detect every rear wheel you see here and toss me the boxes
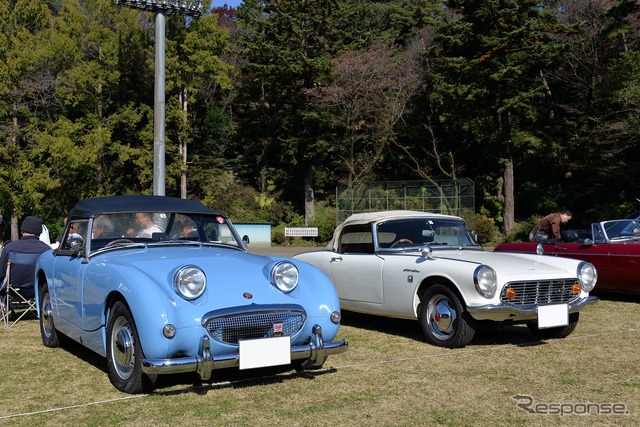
[418,284,476,348]
[528,313,579,340]
[39,285,60,348]
[106,301,157,393]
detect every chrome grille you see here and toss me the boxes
[204,310,306,345]
[500,279,580,306]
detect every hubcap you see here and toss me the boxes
[111,317,135,380]
[427,294,458,340]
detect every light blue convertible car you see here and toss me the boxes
[35,195,347,393]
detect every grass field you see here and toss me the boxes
[1,289,638,426]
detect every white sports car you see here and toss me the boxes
[294,211,599,348]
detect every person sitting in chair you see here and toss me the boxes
[0,216,52,301]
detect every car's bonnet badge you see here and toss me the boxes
[243,292,253,299]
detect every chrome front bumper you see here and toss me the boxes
[142,324,348,380]
[466,295,599,322]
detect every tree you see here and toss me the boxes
[234,0,341,224]
[431,0,574,236]
[0,0,57,239]
[164,6,234,199]
[541,0,640,220]
[307,41,422,186]
[336,0,439,48]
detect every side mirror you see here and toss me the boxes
[242,235,250,245]
[421,245,433,260]
[582,238,594,246]
[67,233,84,254]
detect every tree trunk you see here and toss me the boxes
[304,168,315,225]
[11,213,19,242]
[502,158,515,236]
[499,110,515,237]
[10,111,19,241]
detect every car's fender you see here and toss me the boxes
[81,262,176,358]
[290,259,342,341]
[378,254,483,317]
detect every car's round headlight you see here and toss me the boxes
[577,262,597,292]
[174,265,206,300]
[271,261,299,293]
[474,265,497,298]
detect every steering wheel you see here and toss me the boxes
[104,238,134,247]
[391,238,414,248]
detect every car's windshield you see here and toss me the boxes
[376,218,477,248]
[65,212,243,253]
[602,219,640,240]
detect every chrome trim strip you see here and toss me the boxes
[201,303,305,326]
[467,295,599,318]
[142,325,348,377]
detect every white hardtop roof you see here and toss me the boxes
[328,210,463,250]
[341,210,460,225]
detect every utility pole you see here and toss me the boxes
[116,0,203,196]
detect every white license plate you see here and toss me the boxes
[239,336,291,370]
[537,304,569,329]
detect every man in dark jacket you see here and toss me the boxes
[529,210,573,241]
[0,216,52,300]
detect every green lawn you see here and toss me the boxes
[1,293,638,426]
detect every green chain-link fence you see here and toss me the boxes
[336,179,475,223]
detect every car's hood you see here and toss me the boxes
[426,249,581,277]
[90,245,296,306]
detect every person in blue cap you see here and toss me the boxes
[0,216,52,300]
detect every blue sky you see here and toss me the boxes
[212,0,243,8]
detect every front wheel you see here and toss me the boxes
[528,312,579,340]
[39,284,60,348]
[418,284,476,348]
[106,301,157,393]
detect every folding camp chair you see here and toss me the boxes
[0,251,41,328]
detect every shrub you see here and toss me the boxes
[200,171,296,225]
[272,223,287,245]
[467,213,501,245]
[307,203,338,244]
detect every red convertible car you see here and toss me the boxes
[494,219,640,293]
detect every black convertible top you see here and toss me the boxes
[68,195,223,219]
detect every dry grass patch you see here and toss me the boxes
[0,294,639,426]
